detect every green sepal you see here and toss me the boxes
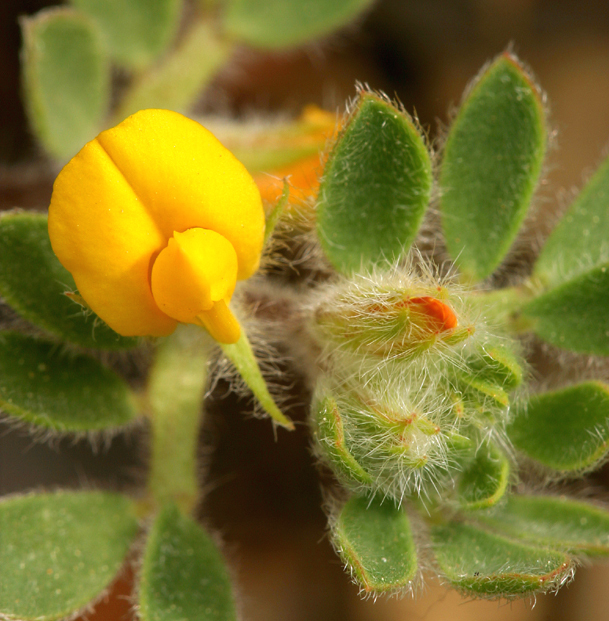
[533,153,609,288]
[0,491,138,621]
[317,91,432,274]
[458,441,510,511]
[507,382,609,472]
[139,503,237,621]
[440,53,547,281]
[332,493,417,594]
[223,0,375,50]
[313,395,373,486]
[479,495,609,557]
[431,522,572,598]
[521,264,609,356]
[464,344,524,390]
[221,330,294,429]
[0,331,138,433]
[453,373,510,410]
[21,7,110,160]
[114,20,232,122]
[0,212,137,350]
[70,0,181,69]
[263,180,289,246]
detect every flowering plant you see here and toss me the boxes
[2,1,609,618]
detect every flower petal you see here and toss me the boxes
[48,137,176,336]
[48,109,265,338]
[150,228,238,324]
[95,109,264,279]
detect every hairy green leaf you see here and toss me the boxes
[317,92,432,274]
[458,442,510,510]
[139,503,237,621]
[0,491,138,621]
[440,53,547,281]
[507,382,609,472]
[431,522,572,597]
[223,0,374,49]
[21,8,109,160]
[0,212,137,349]
[0,331,138,432]
[534,154,609,288]
[522,264,609,355]
[332,493,417,593]
[480,495,609,557]
[70,0,181,69]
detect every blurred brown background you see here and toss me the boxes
[2,1,609,620]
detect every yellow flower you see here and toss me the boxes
[48,109,265,344]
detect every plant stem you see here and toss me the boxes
[113,18,234,124]
[147,325,212,515]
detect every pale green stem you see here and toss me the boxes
[113,18,234,124]
[147,325,212,515]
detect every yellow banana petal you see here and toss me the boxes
[96,109,265,280]
[150,228,238,325]
[48,138,176,336]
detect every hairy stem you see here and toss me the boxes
[147,325,212,515]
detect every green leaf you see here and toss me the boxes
[533,154,609,288]
[507,382,609,472]
[0,491,138,621]
[317,92,432,274]
[114,20,232,122]
[332,493,417,593]
[223,0,374,49]
[21,8,110,160]
[480,495,609,557]
[521,264,609,355]
[0,212,137,350]
[139,503,237,621]
[221,330,294,429]
[0,331,138,432]
[70,0,181,69]
[313,395,373,486]
[458,442,510,510]
[440,53,547,281]
[431,522,572,597]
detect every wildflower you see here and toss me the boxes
[48,109,265,343]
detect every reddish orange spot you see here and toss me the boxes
[408,296,458,332]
